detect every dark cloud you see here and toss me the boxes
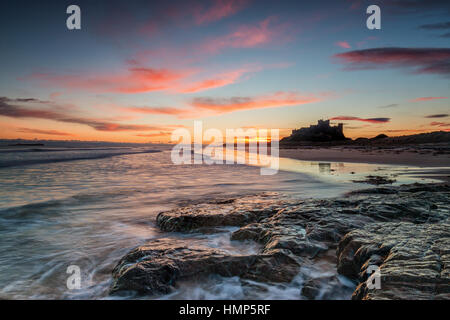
[345,0,450,15]
[425,114,449,118]
[0,97,163,132]
[378,103,399,109]
[419,21,450,30]
[330,116,390,123]
[334,47,450,77]
[418,21,450,38]
[382,0,450,14]
[16,128,74,136]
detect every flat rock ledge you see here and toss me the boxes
[337,222,450,299]
[111,183,450,299]
[156,194,282,232]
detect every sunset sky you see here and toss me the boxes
[0,0,449,142]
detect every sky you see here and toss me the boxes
[0,0,449,142]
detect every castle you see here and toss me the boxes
[283,119,347,142]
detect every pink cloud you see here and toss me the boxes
[336,41,351,49]
[177,67,257,93]
[29,61,263,94]
[430,121,450,127]
[190,91,321,115]
[201,17,285,53]
[28,67,190,94]
[49,92,62,100]
[194,0,249,25]
[125,106,186,116]
[124,92,324,119]
[410,96,448,102]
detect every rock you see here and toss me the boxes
[301,275,355,300]
[352,175,396,185]
[337,221,450,299]
[231,201,375,258]
[156,195,281,232]
[110,239,300,295]
[111,182,450,299]
[242,249,300,283]
[110,238,259,295]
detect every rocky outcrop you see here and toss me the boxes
[337,221,450,299]
[156,195,281,232]
[111,183,450,299]
[110,238,300,295]
[111,238,257,295]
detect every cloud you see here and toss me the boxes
[0,97,175,132]
[176,67,258,93]
[410,96,448,102]
[193,0,249,25]
[201,17,287,53]
[378,103,399,109]
[418,20,450,38]
[16,128,74,136]
[92,0,249,42]
[336,41,351,49]
[125,106,186,116]
[190,92,322,115]
[347,0,362,10]
[49,92,62,100]
[384,0,450,14]
[419,21,450,30]
[28,64,260,94]
[124,91,323,118]
[430,121,450,127]
[330,116,391,123]
[333,47,450,76]
[28,67,190,94]
[425,114,449,118]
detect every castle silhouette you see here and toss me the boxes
[283,119,347,142]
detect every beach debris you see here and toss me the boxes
[351,175,396,185]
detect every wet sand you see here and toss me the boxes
[279,146,450,182]
[280,147,449,167]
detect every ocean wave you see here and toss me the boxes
[0,149,161,168]
[0,147,136,153]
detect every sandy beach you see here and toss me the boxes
[279,146,450,181]
[280,146,450,167]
